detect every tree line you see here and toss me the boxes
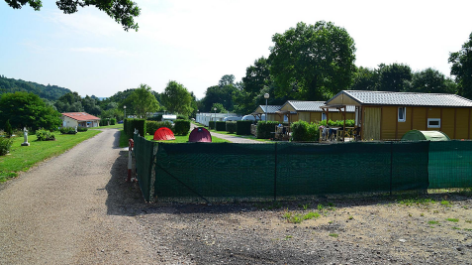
[194,22,472,115]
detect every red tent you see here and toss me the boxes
[188,127,212,142]
[153,127,175,141]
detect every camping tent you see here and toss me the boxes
[401,130,450,141]
[153,127,176,141]
[188,127,212,142]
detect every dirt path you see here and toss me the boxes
[0,129,176,265]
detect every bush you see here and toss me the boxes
[291,121,319,142]
[236,120,253,135]
[4,120,13,137]
[146,121,173,135]
[35,130,55,141]
[215,121,226,131]
[318,119,355,127]
[77,127,88,132]
[256,121,282,139]
[133,119,146,137]
[174,119,191,136]
[110,118,116,125]
[208,121,216,130]
[0,136,13,156]
[226,121,237,133]
[60,127,77,134]
[177,114,187,120]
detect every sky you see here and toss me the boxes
[1,0,472,99]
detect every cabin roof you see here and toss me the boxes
[326,90,472,107]
[283,100,355,112]
[256,105,282,114]
[62,112,100,121]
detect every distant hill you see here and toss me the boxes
[0,75,71,101]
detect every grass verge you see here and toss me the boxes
[97,124,123,129]
[0,130,101,183]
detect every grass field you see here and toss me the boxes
[204,128,272,143]
[0,130,102,183]
[96,124,123,129]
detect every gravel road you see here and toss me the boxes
[0,129,173,265]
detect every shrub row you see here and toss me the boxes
[318,119,355,127]
[35,130,55,141]
[0,136,13,156]
[291,121,319,142]
[174,119,190,136]
[215,121,226,131]
[236,120,253,135]
[256,121,282,139]
[77,127,88,132]
[225,121,237,133]
[60,127,77,134]
[146,121,173,135]
[124,118,146,137]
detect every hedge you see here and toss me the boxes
[124,118,146,137]
[215,121,226,131]
[146,121,173,135]
[60,127,77,134]
[147,114,162,121]
[110,118,116,125]
[226,121,237,133]
[236,120,253,135]
[174,119,191,136]
[77,127,88,132]
[318,119,355,127]
[177,114,187,120]
[291,120,319,142]
[256,121,283,139]
[208,121,216,130]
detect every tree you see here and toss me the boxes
[219,74,235,87]
[269,21,356,100]
[5,0,140,31]
[4,119,13,137]
[161,81,193,116]
[0,92,62,130]
[201,85,238,112]
[211,103,227,113]
[449,32,472,99]
[350,67,378,91]
[377,63,412,92]
[411,68,457,94]
[121,84,160,118]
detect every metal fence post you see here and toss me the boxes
[274,142,278,201]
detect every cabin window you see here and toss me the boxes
[321,113,327,121]
[398,107,406,122]
[284,115,288,122]
[427,118,441,128]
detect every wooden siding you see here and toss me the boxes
[365,105,472,140]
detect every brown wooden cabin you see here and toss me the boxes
[324,90,472,140]
[277,100,355,123]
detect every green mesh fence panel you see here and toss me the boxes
[154,143,276,200]
[429,141,472,189]
[152,141,430,201]
[391,141,429,191]
[133,134,155,201]
[275,142,428,196]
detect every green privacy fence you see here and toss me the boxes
[133,134,156,201]
[132,135,472,202]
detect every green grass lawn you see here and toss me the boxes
[96,124,123,129]
[0,130,101,183]
[205,128,273,143]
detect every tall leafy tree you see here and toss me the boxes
[161,81,193,116]
[269,21,356,100]
[201,85,238,112]
[0,92,62,130]
[377,63,412,92]
[121,84,160,118]
[218,74,235,87]
[449,32,472,99]
[411,68,457,94]
[350,67,378,91]
[5,0,140,31]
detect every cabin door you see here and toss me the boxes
[363,107,381,141]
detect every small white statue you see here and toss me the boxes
[21,127,30,146]
[75,126,78,133]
